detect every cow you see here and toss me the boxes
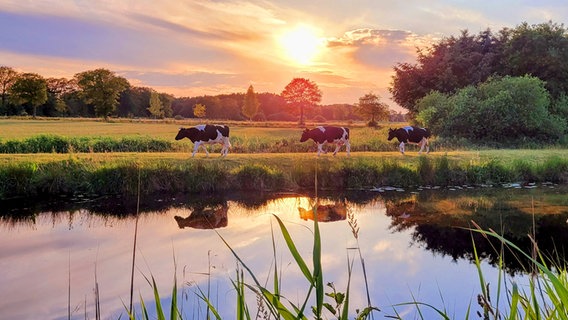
[174,204,229,229]
[300,126,351,156]
[387,126,430,154]
[175,124,231,157]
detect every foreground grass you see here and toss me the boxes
[1,150,567,200]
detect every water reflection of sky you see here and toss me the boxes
[1,192,562,319]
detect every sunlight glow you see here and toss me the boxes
[279,24,324,65]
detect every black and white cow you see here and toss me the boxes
[300,126,350,156]
[387,126,430,154]
[175,124,231,157]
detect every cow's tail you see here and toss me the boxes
[423,128,431,138]
[344,127,350,139]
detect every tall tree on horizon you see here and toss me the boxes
[147,90,164,118]
[242,84,259,120]
[281,78,322,125]
[355,93,390,127]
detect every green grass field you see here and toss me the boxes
[1,118,567,200]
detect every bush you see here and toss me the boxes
[366,120,378,127]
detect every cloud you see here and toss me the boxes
[325,28,432,69]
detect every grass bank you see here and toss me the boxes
[1,150,567,200]
[4,118,566,154]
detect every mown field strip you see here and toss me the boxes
[1,149,567,165]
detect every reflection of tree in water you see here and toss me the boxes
[3,187,567,270]
[384,189,568,275]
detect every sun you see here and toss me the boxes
[279,24,324,65]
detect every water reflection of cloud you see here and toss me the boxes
[4,189,566,319]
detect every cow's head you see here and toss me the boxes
[175,127,199,141]
[300,128,311,142]
[175,127,188,140]
[387,128,396,141]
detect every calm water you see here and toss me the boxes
[1,185,567,320]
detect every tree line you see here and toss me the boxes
[0,66,402,124]
[390,20,568,145]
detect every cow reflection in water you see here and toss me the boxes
[174,204,229,229]
[298,202,347,222]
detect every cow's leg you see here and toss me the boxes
[221,140,229,157]
[201,144,210,157]
[332,143,340,156]
[192,142,201,157]
[345,140,351,156]
[425,138,430,153]
[399,142,405,154]
[418,138,425,154]
[225,137,231,156]
[317,143,324,156]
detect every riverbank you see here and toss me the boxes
[1,150,567,200]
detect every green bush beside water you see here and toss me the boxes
[0,134,173,153]
[1,154,567,199]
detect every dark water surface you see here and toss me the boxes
[1,185,567,319]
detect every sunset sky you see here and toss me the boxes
[1,1,567,110]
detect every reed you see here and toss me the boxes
[1,152,568,200]
[469,223,568,319]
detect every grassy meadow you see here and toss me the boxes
[1,118,568,199]
[2,118,567,320]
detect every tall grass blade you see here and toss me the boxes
[341,256,354,320]
[230,266,251,320]
[269,220,281,314]
[472,227,568,301]
[129,166,141,314]
[195,285,223,320]
[213,228,291,318]
[273,215,314,283]
[391,302,451,320]
[150,276,166,320]
[313,215,324,318]
[68,251,71,320]
[170,272,179,320]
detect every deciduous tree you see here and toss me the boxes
[355,93,390,127]
[193,103,206,118]
[74,68,129,120]
[504,21,568,98]
[9,72,48,118]
[281,78,322,125]
[45,77,78,116]
[0,66,18,114]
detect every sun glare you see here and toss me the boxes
[279,24,323,65]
